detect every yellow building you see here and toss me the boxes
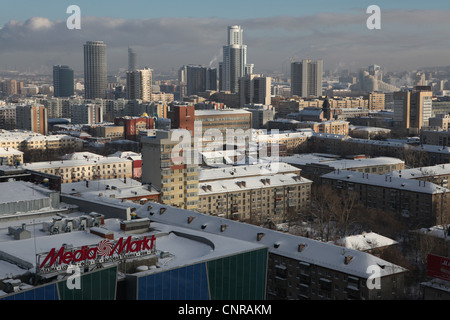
[0,147,23,165]
[23,152,132,183]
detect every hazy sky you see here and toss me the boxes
[1,0,449,76]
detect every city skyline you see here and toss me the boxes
[0,1,450,76]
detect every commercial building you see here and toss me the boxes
[244,105,275,129]
[84,41,107,99]
[291,59,323,98]
[0,196,407,300]
[220,25,251,93]
[128,47,137,72]
[195,109,252,136]
[114,115,155,141]
[184,65,217,96]
[61,178,160,203]
[53,65,74,98]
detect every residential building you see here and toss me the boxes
[0,147,23,165]
[239,74,272,107]
[84,41,107,99]
[23,152,133,183]
[126,68,152,102]
[197,162,312,224]
[0,105,16,130]
[321,169,450,227]
[281,153,405,182]
[141,130,199,211]
[15,104,48,135]
[71,104,103,125]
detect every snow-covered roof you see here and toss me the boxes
[321,170,449,194]
[61,178,159,199]
[23,155,131,170]
[199,173,311,195]
[281,154,404,170]
[0,181,53,204]
[390,163,450,179]
[133,202,407,279]
[198,162,300,182]
[336,232,398,251]
[195,109,251,116]
[0,212,265,280]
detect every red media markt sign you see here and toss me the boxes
[38,235,156,274]
[427,254,450,282]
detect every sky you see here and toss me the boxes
[0,0,449,76]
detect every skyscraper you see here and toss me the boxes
[84,41,107,99]
[53,65,74,98]
[220,25,251,93]
[184,65,217,96]
[128,47,137,72]
[291,59,323,98]
[126,68,153,102]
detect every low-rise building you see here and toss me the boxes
[281,153,405,182]
[23,152,133,183]
[0,147,23,165]
[321,169,450,227]
[197,162,312,224]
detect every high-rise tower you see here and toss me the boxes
[53,65,74,98]
[128,47,137,72]
[220,26,251,93]
[84,41,107,99]
[291,59,323,98]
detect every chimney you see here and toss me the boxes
[344,255,353,265]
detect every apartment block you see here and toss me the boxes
[141,130,199,211]
[0,105,16,130]
[0,147,23,165]
[197,162,312,224]
[15,104,48,135]
[23,152,132,183]
[321,170,450,227]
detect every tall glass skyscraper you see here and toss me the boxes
[128,47,137,72]
[220,26,251,93]
[53,65,74,97]
[84,41,107,99]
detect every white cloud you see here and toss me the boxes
[0,9,449,75]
